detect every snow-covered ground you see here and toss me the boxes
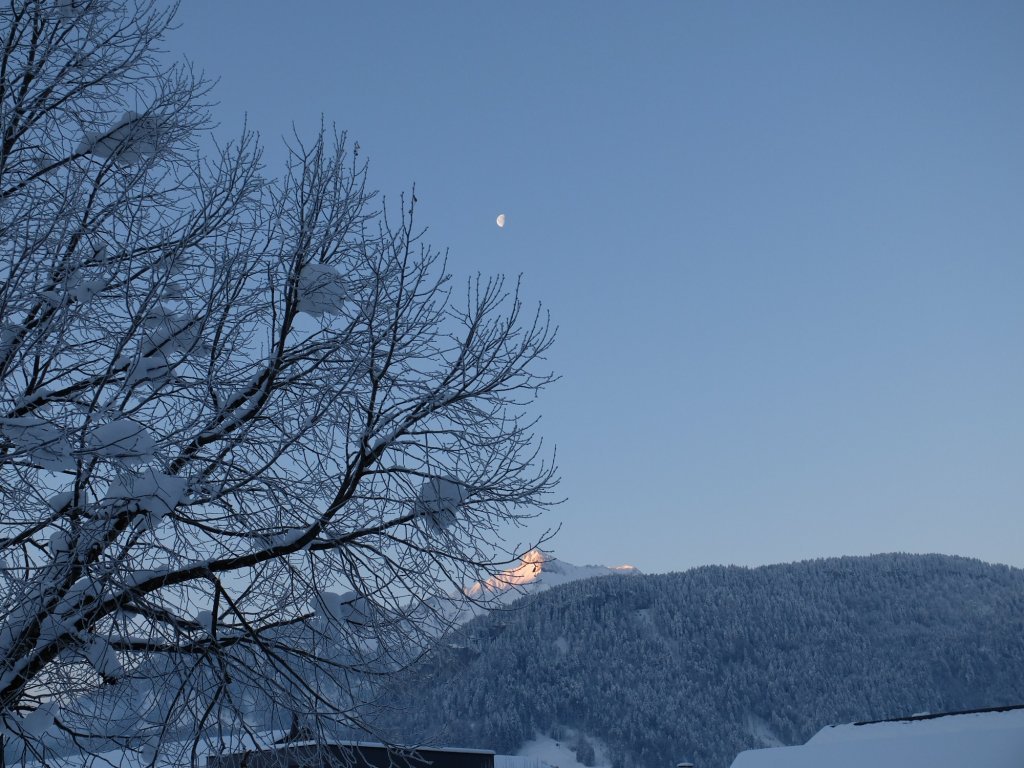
[507,731,612,768]
[743,714,786,748]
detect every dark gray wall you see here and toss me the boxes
[207,743,495,768]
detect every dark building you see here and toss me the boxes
[206,741,496,768]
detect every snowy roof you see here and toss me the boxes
[263,740,496,755]
[730,706,1024,768]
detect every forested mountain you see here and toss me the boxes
[378,554,1024,768]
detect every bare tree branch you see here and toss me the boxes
[0,3,558,765]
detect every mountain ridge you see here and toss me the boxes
[443,549,641,626]
[378,552,1024,768]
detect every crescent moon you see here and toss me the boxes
[496,214,506,228]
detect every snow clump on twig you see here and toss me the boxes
[297,263,347,317]
[0,416,74,471]
[414,476,468,531]
[77,111,167,165]
[85,420,157,463]
[314,590,373,627]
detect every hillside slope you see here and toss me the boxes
[379,554,1024,768]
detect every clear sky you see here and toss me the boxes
[165,1,1023,575]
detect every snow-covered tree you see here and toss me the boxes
[0,1,557,764]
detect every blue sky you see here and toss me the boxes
[167,2,1023,574]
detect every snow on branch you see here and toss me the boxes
[0,416,75,471]
[76,111,169,166]
[297,263,348,317]
[103,468,187,526]
[124,304,202,387]
[414,476,469,531]
[314,590,374,627]
[85,420,157,463]
[83,637,123,682]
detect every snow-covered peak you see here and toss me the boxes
[464,549,640,602]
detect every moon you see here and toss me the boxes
[496,213,506,228]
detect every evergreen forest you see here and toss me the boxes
[379,554,1024,768]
